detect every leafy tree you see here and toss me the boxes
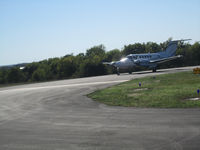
[0,69,8,84]
[105,49,121,62]
[145,42,161,53]
[7,67,25,83]
[49,58,60,79]
[190,42,200,65]
[86,44,106,58]
[24,62,39,80]
[160,37,173,51]
[122,43,145,55]
[79,55,107,77]
[31,68,46,81]
[57,56,76,78]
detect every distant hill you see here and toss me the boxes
[0,63,29,69]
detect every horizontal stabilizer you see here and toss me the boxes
[171,39,191,42]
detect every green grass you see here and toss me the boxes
[88,71,200,108]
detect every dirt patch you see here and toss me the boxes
[186,97,200,101]
[128,93,141,97]
[133,88,148,92]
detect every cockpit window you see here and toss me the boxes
[127,56,132,59]
[133,56,137,59]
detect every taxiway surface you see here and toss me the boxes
[0,66,200,150]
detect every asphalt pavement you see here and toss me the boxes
[0,66,200,150]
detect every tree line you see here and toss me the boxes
[0,39,200,84]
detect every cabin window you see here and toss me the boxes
[127,56,132,59]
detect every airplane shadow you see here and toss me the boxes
[118,70,167,76]
[134,70,166,75]
[120,70,167,75]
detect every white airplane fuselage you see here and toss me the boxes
[114,53,162,70]
[103,39,191,74]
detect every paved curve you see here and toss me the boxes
[0,66,200,150]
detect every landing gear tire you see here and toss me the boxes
[152,68,157,72]
[128,71,132,74]
[117,67,120,75]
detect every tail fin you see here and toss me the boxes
[164,39,191,57]
[165,41,178,57]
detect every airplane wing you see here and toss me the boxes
[103,62,111,65]
[150,55,182,64]
[102,62,112,65]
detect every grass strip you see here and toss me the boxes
[88,71,200,108]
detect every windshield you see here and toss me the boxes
[126,56,132,60]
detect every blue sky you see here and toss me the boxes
[0,0,200,65]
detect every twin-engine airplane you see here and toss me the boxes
[103,39,191,75]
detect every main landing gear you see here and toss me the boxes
[117,67,120,75]
[152,67,157,72]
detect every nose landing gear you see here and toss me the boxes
[152,67,157,72]
[117,67,120,75]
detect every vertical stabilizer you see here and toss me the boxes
[165,41,178,57]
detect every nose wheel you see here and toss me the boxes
[152,68,157,72]
[117,67,120,75]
